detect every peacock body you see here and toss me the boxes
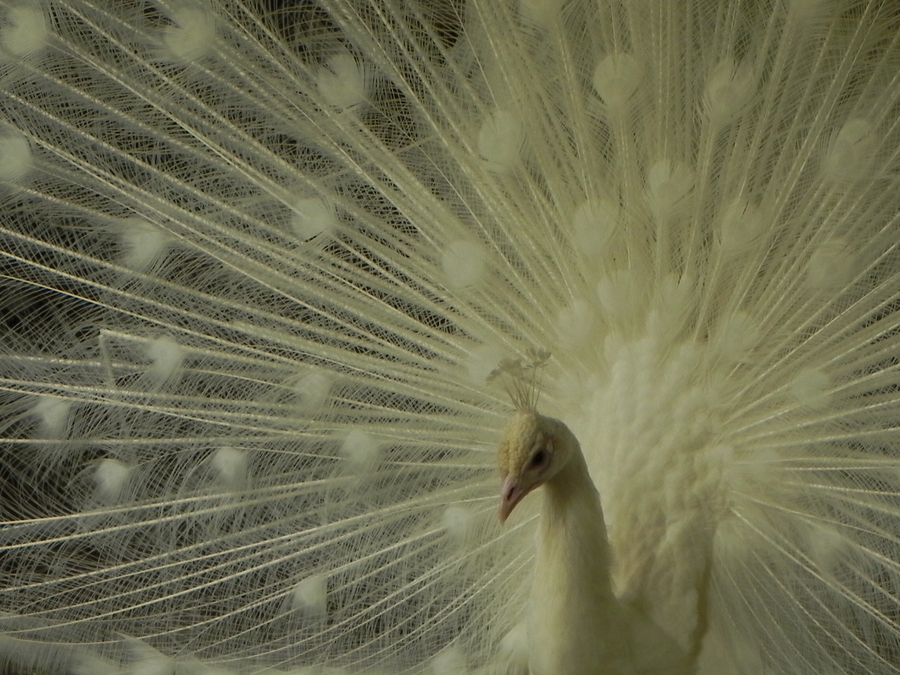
[1,1,899,674]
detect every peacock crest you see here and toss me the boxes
[488,348,551,412]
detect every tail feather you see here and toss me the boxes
[1,1,899,673]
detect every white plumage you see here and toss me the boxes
[497,409,691,674]
[1,1,899,674]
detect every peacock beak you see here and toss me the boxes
[499,475,529,523]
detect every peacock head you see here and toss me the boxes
[497,410,571,523]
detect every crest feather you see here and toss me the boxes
[488,348,550,411]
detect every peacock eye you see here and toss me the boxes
[530,449,548,468]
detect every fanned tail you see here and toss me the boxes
[1,1,898,674]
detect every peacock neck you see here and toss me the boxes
[528,421,693,675]
[539,437,616,602]
[529,422,625,675]
[528,424,623,674]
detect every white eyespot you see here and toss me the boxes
[210,447,249,490]
[478,109,523,171]
[317,53,369,109]
[291,575,328,619]
[593,54,641,111]
[32,396,71,438]
[342,429,380,474]
[705,59,756,127]
[292,368,334,413]
[163,7,216,62]
[1,5,47,58]
[146,335,184,385]
[0,131,32,182]
[94,459,132,503]
[117,218,170,271]
[824,118,874,182]
[291,197,338,240]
